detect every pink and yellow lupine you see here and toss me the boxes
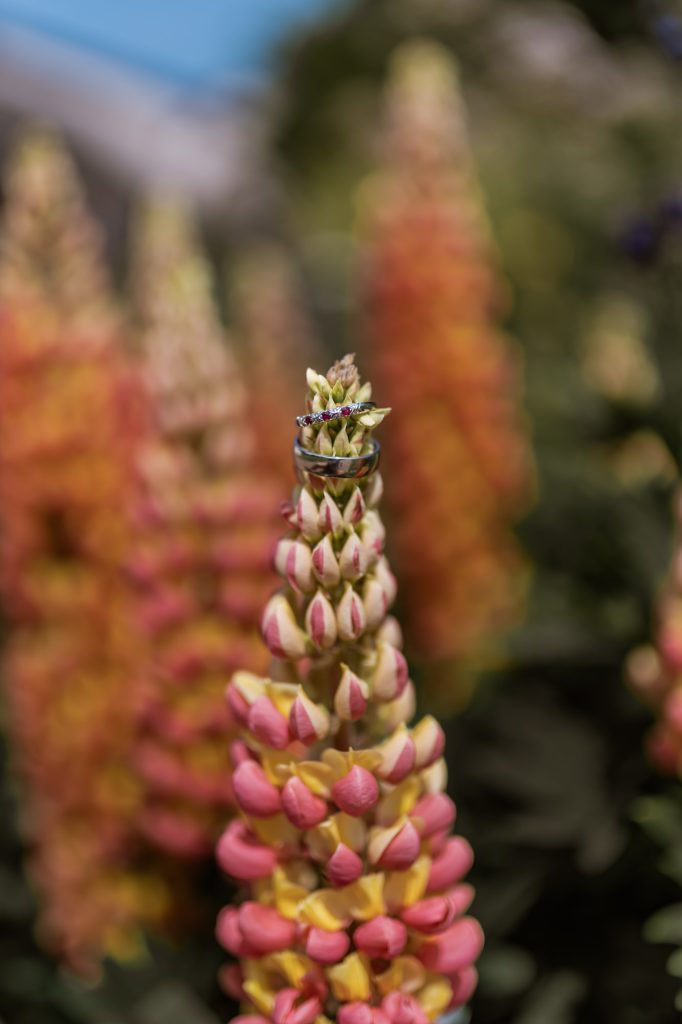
[217,355,483,1024]
[0,132,169,972]
[359,41,532,675]
[128,202,281,858]
[627,489,682,776]
[234,243,317,487]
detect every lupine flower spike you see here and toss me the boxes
[129,202,281,858]
[217,355,484,1023]
[627,488,682,775]
[359,41,533,686]
[0,131,168,972]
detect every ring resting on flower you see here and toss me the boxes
[295,401,376,428]
[293,437,381,479]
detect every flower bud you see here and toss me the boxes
[216,820,277,880]
[296,488,321,541]
[281,776,328,829]
[381,680,416,731]
[339,532,368,581]
[372,641,409,701]
[376,615,403,648]
[338,1003,373,1024]
[332,765,379,816]
[370,820,421,871]
[334,666,369,721]
[375,555,397,607]
[416,918,484,974]
[311,534,341,588]
[337,584,367,642]
[305,590,338,650]
[274,989,323,1024]
[238,902,297,954]
[426,837,474,893]
[219,963,244,1000]
[232,760,282,817]
[450,882,475,917]
[343,487,365,525]
[400,893,458,934]
[262,594,308,660]
[364,472,384,508]
[381,993,428,1024]
[216,906,251,956]
[359,510,386,561]
[377,727,416,784]
[326,842,364,886]
[411,793,456,838]
[354,916,407,958]
[306,927,351,964]
[318,492,343,535]
[281,539,315,593]
[412,716,446,769]
[362,576,388,631]
[229,739,253,767]
[247,696,290,750]
[274,538,294,575]
[289,690,330,744]
[449,966,479,1008]
[226,682,250,725]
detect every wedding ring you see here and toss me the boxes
[293,438,381,479]
[296,402,376,429]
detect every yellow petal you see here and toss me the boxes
[295,760,334,796]
[374,956,426,996]
[298,889,351,930]
[335,812,367,852]
[420,759,447,795]
[305,817,340,860]
[375,776,421,827]
[384,855,430,912]
[345,873,386,920]
[322,747,382,776]
[243,978,275,1015]
[417,975,453,1021]
[266,951,316,987]
[252,877,275,905]
[266,680,300,717]
[260,750,297,785]
[233,671,267,704]
[321,748,351,777]
[250,814,299,848]
[273,865,313,919]
[328,953,372,1002]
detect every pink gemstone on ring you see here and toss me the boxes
[321,412,331,421]
[341,407,351,416]
[303,415,313,426]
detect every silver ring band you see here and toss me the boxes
[296,402,376,429]
[293,438,381,479]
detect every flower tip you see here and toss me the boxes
[281,775,328,829]
[326,842,364,887]
[332,764,380,816]
[354,915,407,958]
[232,759,282,818]
[289,689,329,744]
[247,695,291,750]
[306,926,351,964]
